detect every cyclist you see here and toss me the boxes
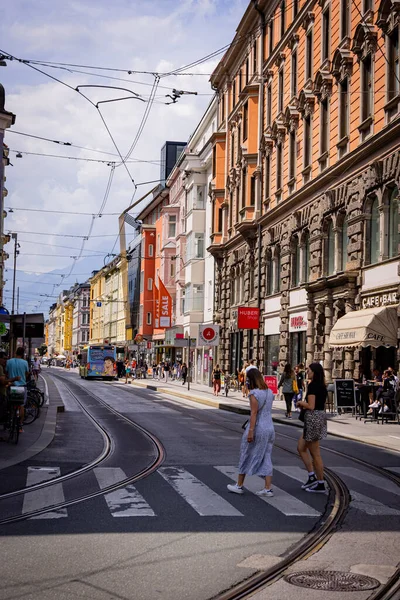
[0,351,21,439]
[6,347,30,431]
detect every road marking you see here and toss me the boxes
[215,466,321,517]
[335,467,400,497]
[350,491,400,516]
[94,467,155,517]
[158,466,243,516]
[22,467,67,519]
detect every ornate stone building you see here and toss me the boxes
[209,0,400,380]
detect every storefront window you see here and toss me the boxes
[341,217,348,270]
[264,334,280,375]
[370,198,380,263]
[290,332,306,367]
[389,188,399,258]
[327,221,335,275]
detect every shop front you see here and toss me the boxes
[288,311,307,368]
[264,316,280,376]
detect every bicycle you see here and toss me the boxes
[27,380,45,407]
[24,394,39,424]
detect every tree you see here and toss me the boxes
[37,344,48,357]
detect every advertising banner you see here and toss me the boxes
[289,311,308,332]
[154,283,159,329]
[198,324,220,346]
[264,375,278,394]
[159,278,172,328]
[237,307,260,329]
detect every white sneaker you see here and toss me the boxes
[227,483,244,494]
[256,488,274,497]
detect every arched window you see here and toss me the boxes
[389,188,399,258]
[265,251,272,296]
[341,216,348,271]
[274,247,281,293]
[292,237,300,287]
[370,197,380,264]
[327,221,335,275]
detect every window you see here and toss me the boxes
[264,334,280,376]
[195,233,205,258]
[231,132,235,166]
[293,0,299,18]
[269,20,274,55]
[370,197,380,263]
[193,284,204,311]
[147,277,153,291]
[274,251,281,292]
[265,154,271,199]
[389,188,399,258]
[292,241,300,287]
[322,9,330,61]
[148,244,153,257]
[243,102,248,141]
[139,305,143,327]
[229,191,233,229]
[265,253,273,295]
[232,78,236,108]
[250,175,256,206]
[281,1,286,36]
[212,145,217,177]
[278,69,284,113]
[339,78,349,144]
[361,54,373,124]
[239,67,243,94]
[320,98,329,161]
[291,50,298,97]
[253,40,257,75]
[220,93,225,122]
[242,167,247,208]
[388,28,400,102]
[289,130,296,183]
[245,58,249,85]
[341,0,350,39]
[276,143,283,191]
[327,221,335,275]
[168,215,176,238]
[196,186,205,209]
[170,258,176,278]
[306,30,313,80]
[302,233,310,282]
[181,289,186,315]
[267,84,272,126]
[146,312,152,325]
[341,218,348,270]
[304,115,311,169]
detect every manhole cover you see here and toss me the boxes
[284,571,381,592]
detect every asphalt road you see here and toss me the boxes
[0,373,399,600]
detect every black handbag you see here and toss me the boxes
[298,409,305,422]
[242,419,249,430]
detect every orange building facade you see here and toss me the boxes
[209,0,400,381]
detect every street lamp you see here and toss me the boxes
[11,233,19,315]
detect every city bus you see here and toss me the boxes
[78,345,117,380]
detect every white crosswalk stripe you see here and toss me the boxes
[215,466,321,517]
[335,467,400,497]
[22,467,67,519]
[275,465,400,516]
[158,466,243,516]
[94,467,155,517]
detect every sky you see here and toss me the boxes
[0,0,249,315]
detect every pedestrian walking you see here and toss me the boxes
[164,361,170,383]
[212,364,222,396]
[32,356,41,381]
[278,363,296,419]
[6,347,30,432]
[227,368,275,496]
[181,362,188,385]
[239,363,248,398]
[294,363,305,411]
[297,362,328,493]
[124,360,132,384]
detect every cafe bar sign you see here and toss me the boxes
[361,291,398,309]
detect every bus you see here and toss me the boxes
[78,345,117,380]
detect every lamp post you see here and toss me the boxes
[11,232,18,315]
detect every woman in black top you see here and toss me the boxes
[296,363,327,494]
[212,364,222,396]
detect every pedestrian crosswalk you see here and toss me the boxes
[8,464,400,521]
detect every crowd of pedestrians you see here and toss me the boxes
[119,359,190,385]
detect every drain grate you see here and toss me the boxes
[284,571,381,592]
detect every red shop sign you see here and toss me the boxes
[264,375,278,394]
[237,306,260,329]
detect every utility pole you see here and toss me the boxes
[11,232,18,315]
[16,286,19,313]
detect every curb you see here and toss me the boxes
[124,379,400,453]
[0,373,65,471]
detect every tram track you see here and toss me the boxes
[1,374,399,599]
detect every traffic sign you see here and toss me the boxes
[198,324,219,346]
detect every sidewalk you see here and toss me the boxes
[0,373,64,470]
[120,375,400,454]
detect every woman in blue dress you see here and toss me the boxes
[227,368,275,497]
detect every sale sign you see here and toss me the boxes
[264,375,278,394]
[198,324,220,346]
[159,278,172,328]
[237,307,260,329]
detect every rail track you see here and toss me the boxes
[1,373,399,599]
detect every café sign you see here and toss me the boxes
[361,291,398,309]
